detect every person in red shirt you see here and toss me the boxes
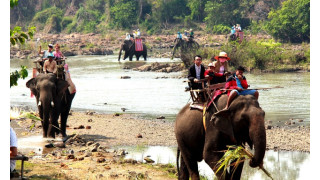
[223,66,259,110]
[204,62,224,85]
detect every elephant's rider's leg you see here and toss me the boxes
[254,90,259,100]
[224,90,239,110]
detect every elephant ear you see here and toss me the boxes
[56,79,69,97]
[26,78,38,97]
[212,109,236,143]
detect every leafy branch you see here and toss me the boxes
[10,66,28,87]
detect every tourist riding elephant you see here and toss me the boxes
[26,73,75,139]
[175,94,266,180]
[118,40,147,61]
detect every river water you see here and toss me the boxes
[10,55,310,179]
[10,55,310,126]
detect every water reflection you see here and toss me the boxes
[122,146,310,180]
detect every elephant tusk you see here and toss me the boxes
[51,101,54,107]
[38,101,41,106]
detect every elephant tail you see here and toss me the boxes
[176,147,180,178]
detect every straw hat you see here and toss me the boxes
[214,52,231,62]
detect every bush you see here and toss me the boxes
[31,7,63,30]
[211,24,230,34]
[61,16,73,30]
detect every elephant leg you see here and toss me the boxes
[143,54,147,61]
[47,123,56,138]
[60,92,75,137]
[180,151,200,180]
[129,55,133,61]
[179,155,190,180]
[228,161,244,180]
[136,54,140,61]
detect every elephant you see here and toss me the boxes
[26,73,75,139]
[118,40,147,61]
[171,38,199,58]
[175,94,266,180]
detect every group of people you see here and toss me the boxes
[176,29,194,41]
[231,24,242,35]
[188,51,259,110]
[125,29,141,40]
[38,43,65,74]
[38,43,76,97]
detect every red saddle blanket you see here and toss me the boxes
[135,39,143,51]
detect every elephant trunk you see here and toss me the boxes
[118,46,123,61]
[248,109,266,168]
[39,94,54,138]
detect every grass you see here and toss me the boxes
[215,145,273,180]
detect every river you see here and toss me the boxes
[10,55,310,126]
[10,55,310,179]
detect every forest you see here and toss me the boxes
[10,0,310,43]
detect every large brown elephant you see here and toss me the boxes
[175,94,266,180]
[118,40,147,61]
[26,73,75,139]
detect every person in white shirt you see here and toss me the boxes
[10,127,18,175]
[187,55,206,90]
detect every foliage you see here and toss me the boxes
[211,24,230,34]
[215,145,273,180]
[10,26,36,45]
[61,16,73,30]
[266,0,310,43]
[31,7,63,31]
[10,0,34,88]
[109,0,137,29]
[10,66,28,88]
[10,0,19,8]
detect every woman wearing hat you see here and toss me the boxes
[213,51,231,83]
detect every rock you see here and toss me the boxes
[104,165,111,170]
[298,119,304,122]
[97,157,106,163]
[136,134,143,138]
[53,142,66,148]
[144,157,155,163]
[116,149,126,156]
[124,159,137,164]
[88,119,93,122]
[86,141,95,146]
[86,126,91,129]
[120,76,131,79]
[66,154,75,159]
[78,125,85,129]
[157,116,165,119]
[121,108,127,112]
[266,125,272,129]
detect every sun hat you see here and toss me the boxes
[214,51,231,61]
[48,44,53,48]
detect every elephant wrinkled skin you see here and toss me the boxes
[175,94,266,180]
[26,73,75,139]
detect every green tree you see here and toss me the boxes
[266,0,310,43]
[187,0,206,21]
[10,0,35,88]
[109,0,137,28]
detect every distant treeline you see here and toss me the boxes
[10,0,309,43]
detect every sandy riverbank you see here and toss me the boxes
[11,110,309,179]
